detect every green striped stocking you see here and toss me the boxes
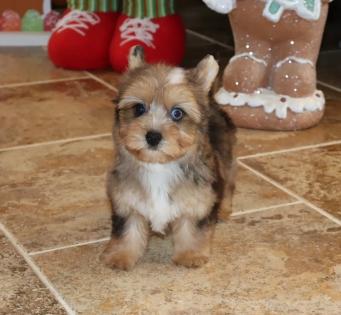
[122,0,175,18]
[67,0,119,12]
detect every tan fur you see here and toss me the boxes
[103,47,236,270]
[163,85,201,123]
[172,217,214,268]
[117,71,201,164]
[101,213,149,270]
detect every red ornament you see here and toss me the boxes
[44,11,61,31]
[1,10,21,31]
[0,16,4,31]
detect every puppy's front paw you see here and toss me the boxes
[101,246,138,271]
[173,251,209,268]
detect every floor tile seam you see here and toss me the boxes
[0,133,112,153]
[317,80,341,94]
[238,140,341,160]
[238,160,341,226]
[84,71,119,93]
[319,49,341,54]
[29,202,306,257]
[178,32,341,95]
[29,237,110,257]
[0,221,77,315]
[185,29,235,51]
[231,200,303,217]
[0,76,90,89]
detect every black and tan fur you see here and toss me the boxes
[102,46,236,270]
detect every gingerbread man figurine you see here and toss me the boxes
[204,0,332,130]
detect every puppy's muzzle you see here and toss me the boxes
[145,130,162,148]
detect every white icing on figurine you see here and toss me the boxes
[263,0,321,22]
[203,0,332,21]
[275,56,314,69]
[229,52,268,67]
[215,87,325,119]
[202,0,236,14]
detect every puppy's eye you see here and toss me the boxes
[170,107,185,121]
[134,103,146,117]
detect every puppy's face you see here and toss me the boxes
[115,47,219,164]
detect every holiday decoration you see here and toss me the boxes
[44,10,61,31]
[0,1,56,34]
[0,1,45,17]
[21,9,44,31]
[48,0,185,71]
[203,0,331,130]
[0,10,21,31]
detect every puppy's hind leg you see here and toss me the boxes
[101,212,149,270]
[218,159,237,221]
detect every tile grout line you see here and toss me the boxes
[319,48,341,53]
[84,71,119,93]
[183,29,341,96]
[186,29,235,51]
[231,201,303,217]
[29,201,303,257]
[0,133,112,153]
[1,132,339,161]
[29,237,110,257]
[182,29,341,96]
[186,28,341,93]
[317,80,341,94]
[0,76,90,89]
[238,160,341,226]
[0,222,77,315]
[238,140,341,160]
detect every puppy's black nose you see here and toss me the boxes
[145,131,162,147]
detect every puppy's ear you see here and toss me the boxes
[193,55,219,93]
[128,45,145,70]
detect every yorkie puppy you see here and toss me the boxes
[102,46,236,270]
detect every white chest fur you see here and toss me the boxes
[136,163,184,233]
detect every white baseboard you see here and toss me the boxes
[0,32,51,46]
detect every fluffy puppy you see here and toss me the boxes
[102,46,236,270]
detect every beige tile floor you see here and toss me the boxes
[0,36,341,314]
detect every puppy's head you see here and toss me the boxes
[115,46,219,164]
